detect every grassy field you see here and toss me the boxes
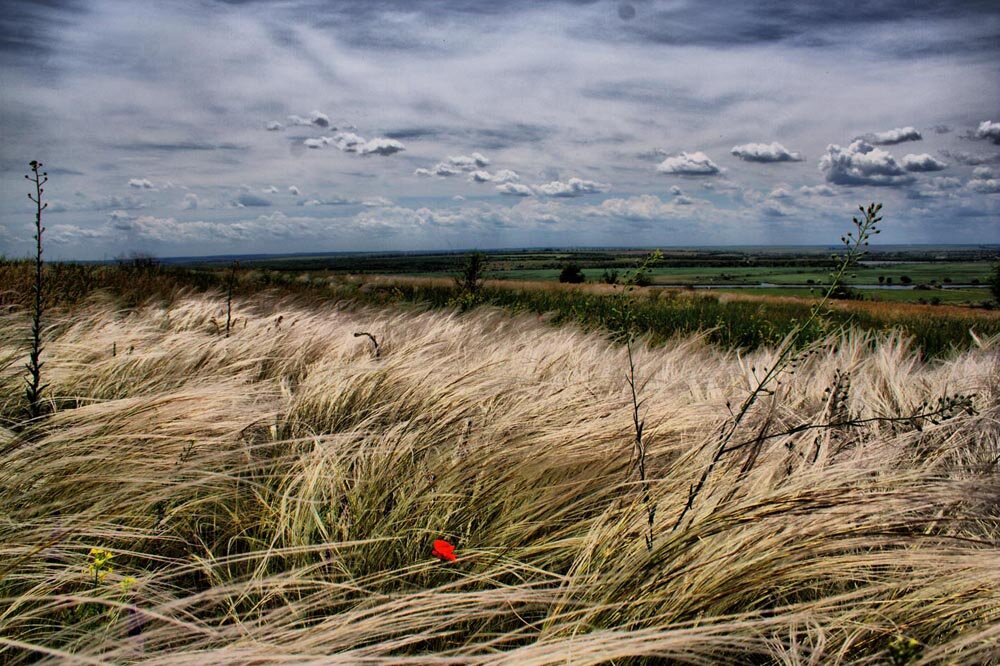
[2,259,999,358]
[1,292,998,663]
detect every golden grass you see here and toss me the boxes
[1,293,998,664]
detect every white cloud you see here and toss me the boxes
[330,132,405,156]
[818,140,914,186]
[768,187,792,199]
[497,183,534,197]
[447,152,490,169]
[535,177,611,197]
[362,196,394,207]
[656,151,721,175]
[468,169,520,183]
[967,178,1000,193]
[288,186,300,196]
[265,120,283,131]
[867,126,922,145]
[262,185,279,193]
[967,167,1000,193]
[585,194,693,221]
[181,193,199,210]
[975,120,1000,145]
[128,178,155,189]
[901,153,947,172]
[669,185,683,196]
[730,142,803,163]
[415,163,461,177]
[928,176,962,190]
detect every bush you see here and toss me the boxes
[558,264,585,283]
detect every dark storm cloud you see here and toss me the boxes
[589,0,1000,52]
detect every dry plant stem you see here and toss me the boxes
[24,160,48,420]
[626,338,654,551]
[225,261,238,338]
[353,331,381,358]
[672,203,883,533]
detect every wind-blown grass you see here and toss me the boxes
[0,293,998,664]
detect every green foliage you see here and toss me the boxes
[558,263,585,283]
[990,261,1000,302]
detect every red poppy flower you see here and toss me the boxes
[431,539,457,563]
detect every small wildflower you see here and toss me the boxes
[431,539,457,563]
[87,548,115,584]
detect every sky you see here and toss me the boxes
[0,0,998,260]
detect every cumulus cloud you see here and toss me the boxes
[975,120,1000,145]
[968,166,1000,193]
[468,169,520,183]
[181,193,199,210]
[585,194,691,221]
[669,185,683,196]
[866,126,922,145]
[352,137,406,156]
[417,153,492,178]
[331,132,405,156]
[287,111,332,129]
[128,178,155,189]
[818,140,915,186]
[535,177,611,197]
[236,193,272,207]
[447,153,490,169]
[938,149,1000,166]
[415,163,461,177]
[730,142,803,163]
[497,183,534,197]
[288,186,300,196]
[656,151,721,175]
[902,153,948,172]
[929,176,962,189]
[262,185,279,193]
[265,120,283,131]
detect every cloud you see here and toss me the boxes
[901,153,947,172]
[929,176,962,190]
[656,151,721,175]
[468,169,520,183]
[975,120,1000,145]
[417,153,492,177]
[447,152,490,169]
[497,183,534,197]
[535,177,611,197]
[181,193,199,210]
[818,140,914,186]
[262,185,279,193]
[931,124,952,134]
[968,177,1000,193]
[967,167,1000,193]
[331,132,405,156]
[768,187,792,199]
[265,120,283,131]
[362,196,394,207]
[128,178,154,189]
[730,142,803,163]
[352,137,406,156]
[287,111,333,129]
[866,126,922,145]
[585,194,692,221]
[415,163,461,177]
[938,149,1000,166]
[288,186,300,196]
[236,193,272,207]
